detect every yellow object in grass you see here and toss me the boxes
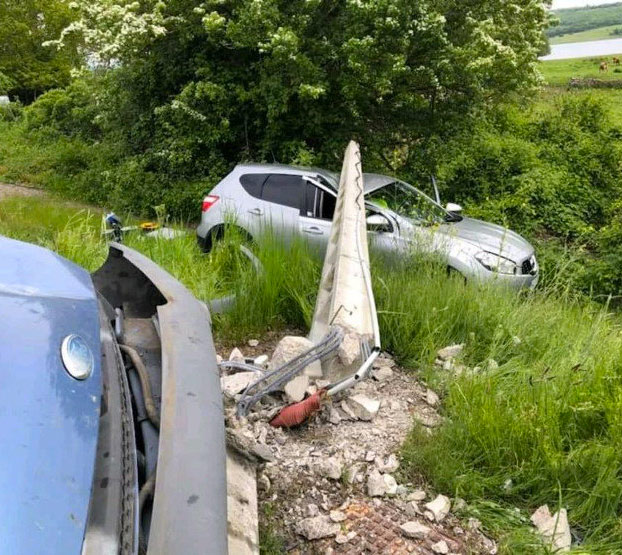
[139,221,160,232]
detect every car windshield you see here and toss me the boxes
[367,181,450,225]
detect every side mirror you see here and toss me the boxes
[366,214,392,233]
[446,202,462,213]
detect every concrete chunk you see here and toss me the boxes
[530,505,571,552]
[347,395,380,421]
[284,374,309,403]
[270,335,322,378]
[367,469,386,497]
[338,332,361,366]
[296,516,339,540]
[221,372,257,396]
[424,494,451,522]
[229,347,245,363]
[437,344,464,361]
[400,521,431,540]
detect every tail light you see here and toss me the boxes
[202,195,219,212]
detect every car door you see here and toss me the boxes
[365,205,403,257]
[239,173,305,242]
[299,178,336,255]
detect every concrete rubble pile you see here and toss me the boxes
[218,340,501,554]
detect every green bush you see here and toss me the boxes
[25,78,102,139]
[0,101,23,122]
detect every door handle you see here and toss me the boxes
[248,208,263,216]
[303,226,323,235]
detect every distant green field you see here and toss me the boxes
[550,24,622,44]
[549,2,622,38]
[539,54,622,86]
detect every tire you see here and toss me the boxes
[447,266,467,284]
[198,224,253,253]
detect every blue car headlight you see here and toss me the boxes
[475,251,517,275]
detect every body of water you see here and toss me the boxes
[541,37,622,61]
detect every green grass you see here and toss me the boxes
[376,257,622,551]
[539,55,622,86]
[5,194,622,551]
[549,24,622,45]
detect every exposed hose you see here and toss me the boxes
[138,469,157,555]
[119,344,160,429]
[139,470,157,515]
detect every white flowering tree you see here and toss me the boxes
[47,0,551,176]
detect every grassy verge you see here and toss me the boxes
[4,164,622,552]
[378,257,622,552]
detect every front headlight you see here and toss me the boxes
[475,251,517,275]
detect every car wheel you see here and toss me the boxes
[447,266,467,284]
[199,224,253,253]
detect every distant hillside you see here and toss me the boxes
[548,2,622,37]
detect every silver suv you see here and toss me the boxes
[196,164,538,289]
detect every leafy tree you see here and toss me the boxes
[0,0,80,102]
[49,0,550,178]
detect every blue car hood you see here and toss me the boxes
[0,236,101,554]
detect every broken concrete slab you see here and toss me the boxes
[431,539,449,554]
[226,448,259,555]
[270,335,322,378]
[425,494,451,522]
[400,520,431,540]
[221,372,257,396]
[337,332,361,366]
[229,347,245,363]
[312,457,343,480]
[530,505,571,553]
[367,469,386,497]
[284,374,309,403]
[437,344,464,361]
[296,515,340,540]
[347,394,380,421]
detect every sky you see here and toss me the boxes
[552,0,621,8]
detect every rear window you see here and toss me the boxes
[240,174,269,199]
[262,174,304,210]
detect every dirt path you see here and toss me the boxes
[0,182,45,201]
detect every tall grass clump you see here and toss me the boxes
[377,256,622,552]
[216,229,321,340]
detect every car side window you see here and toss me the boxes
[319,190,336,220]
[240,174,269,199]
[304,183,318,217]
[303,182,336,220]
[262,174,305,210]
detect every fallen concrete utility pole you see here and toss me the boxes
[308,140,381,384]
